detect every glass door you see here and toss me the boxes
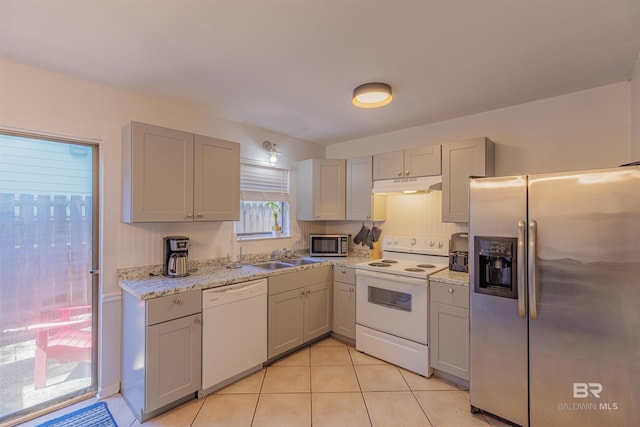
[0,131,98,422]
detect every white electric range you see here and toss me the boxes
[355,235,449,377]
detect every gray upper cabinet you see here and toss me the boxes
[373,145,441,180]
[193,135,240,221]
[442,137,495,223]
[122,121,239,223]
[296,159,346,220]
[346,156,386,221]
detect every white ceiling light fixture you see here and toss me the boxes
[352,82,393,108]
[262,140,281,165]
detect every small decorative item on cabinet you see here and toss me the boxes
[266,202,282,236]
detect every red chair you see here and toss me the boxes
[27,305,92,389]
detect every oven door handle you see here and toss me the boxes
[355,269,430,286]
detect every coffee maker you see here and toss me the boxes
[449,232,469,272]
[163,236,190,277]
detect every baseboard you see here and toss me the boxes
[96,382,120,400]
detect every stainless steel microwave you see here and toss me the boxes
[309,234,349,257]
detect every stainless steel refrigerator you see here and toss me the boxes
[469,166,640,427]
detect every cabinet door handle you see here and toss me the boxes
[197,213,203,218]
[397,171,402,177]
[194,317,201,324]
[300,290,305,297]
[350,287,354,292]
[186,212,193,218]
[306,289,311,295]
[405,171,409,176]
[448,288,454,294]
[173,298,183,305]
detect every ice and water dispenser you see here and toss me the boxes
[474,236,518,299]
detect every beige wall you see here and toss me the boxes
[326,82,632,251]
[327,83,631,175]
[631,50,640,161]
[0,58,324,398]
[1,55,637,401]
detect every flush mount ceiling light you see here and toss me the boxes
[352,82,393,108]
[262,140,281,165]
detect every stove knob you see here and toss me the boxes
[410,238,417,246]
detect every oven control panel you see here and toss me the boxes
[382,235,449,257]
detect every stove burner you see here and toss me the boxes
[416,264,436,268]
[380,259,398,263]
[405,268,425,272]
[369,262,392,267]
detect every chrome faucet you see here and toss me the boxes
[270,249,281,260]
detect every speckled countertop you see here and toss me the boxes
[430,269,469,286]
[119,255,371,300]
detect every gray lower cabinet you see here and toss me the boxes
[268,266,332,359]
[332,267,356,340]
[122,290,202,422]
[429,280,469,380]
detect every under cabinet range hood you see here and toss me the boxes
[372,175,442,194]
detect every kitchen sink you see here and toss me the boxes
[284,258,322,266]
[252,261,293,270]
[252,258,322,270]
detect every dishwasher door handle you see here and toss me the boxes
[203,279,267,307]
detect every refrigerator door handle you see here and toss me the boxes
[517,220,527,318]
[528,220,538,320]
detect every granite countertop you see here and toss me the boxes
[120,256,371,300]
[430,269,470,286]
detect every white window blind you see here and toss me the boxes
[240,163,289,202]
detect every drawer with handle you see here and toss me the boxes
[430,281,469,308]
[146,290,201,325]
[333,266,356,285]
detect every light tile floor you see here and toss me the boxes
[16,337,512,427]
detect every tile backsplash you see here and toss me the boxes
[117,191,466,269]
[325,191,467,251]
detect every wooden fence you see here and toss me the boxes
[0,193,93,346]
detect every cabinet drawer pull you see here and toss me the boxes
[173,298,183,305]
[448,288,454,294]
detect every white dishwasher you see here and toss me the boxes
[201,278,267,394]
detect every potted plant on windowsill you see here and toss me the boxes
[265,202,282,236]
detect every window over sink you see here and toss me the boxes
[236,162,290,238]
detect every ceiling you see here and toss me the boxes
[1,1,640,145]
